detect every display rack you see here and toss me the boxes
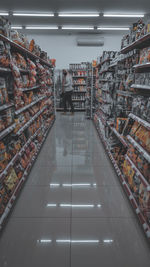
[0,28,56,229]
[93,22,150,240]
[69,62,88,111]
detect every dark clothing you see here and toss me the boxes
[63,91,74,112]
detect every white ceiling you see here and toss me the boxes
[1,0,150,34]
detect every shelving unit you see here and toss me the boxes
[0,31,56,229]
[70,62,88,111]
[93,28,150,240]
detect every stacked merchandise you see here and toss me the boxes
[86,62,92,119]
[70,63,88,111]
[93,19,150,239]
[91,61,97,117]
[0,16,55,228]
[85,61,97,119]
[121,19,150,49]
[94,51,117,135]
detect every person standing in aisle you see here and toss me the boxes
[62,69,74,115]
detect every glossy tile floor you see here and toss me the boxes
[0,113,150,267]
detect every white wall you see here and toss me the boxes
[27,33,124,69]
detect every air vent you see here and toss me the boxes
[77,38,104,46]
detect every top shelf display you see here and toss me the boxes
[121,33,150,54]
[0,34,53,68]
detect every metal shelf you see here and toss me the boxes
[0,66,11,73]
[127,135,150,163]
[21,85,40,92]
[0,103,14,112]
[0,34,53,68]
[93,118,150,239]
[16,106,47,136]
[0,123,16,140]
[0,119,55,229]
[120,33,150,54]
[108,125,128,147]
[128,113,150,131]
[131,84,150,91]
[96,58,111,68]
[15,96,46,115]
[125,155,150,190]
[133,63,150,70]
[117,90,134,97]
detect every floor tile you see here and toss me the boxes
[11,186,71,218]
[72,165,118,186]
[27,165,72,186]
[0,218,70,267]
[71,186,134,218]
[71,218,150,267]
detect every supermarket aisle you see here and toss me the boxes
[0,113,150,267]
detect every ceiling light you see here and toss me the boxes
[38,239,52,243]
[0,12,9,16]
[103,14,144,17]
[97,27,129,30]
[62,27,94,30]
[25,26,58,30]
[11,26,23,29]
[50,183,60,187]
[59,13,99,17]
[13,13,54,17]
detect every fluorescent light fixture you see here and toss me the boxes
[13,13,54,17]
[103,239,113,243]
[50,183,60,187]
[11,26,23,29]
[97,204,101,208]
[60,204,94,207]
[62,26,94,30]
[26,26,58,30]
[56,239,71,243]
[0,12,9,16]
[97,27,129,30]
[56,239,99,243]
[47,204,57,207]
[38,239,52,243]
[104,14,144,17]
[59,13,99,17]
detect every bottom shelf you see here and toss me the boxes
[93,118,150,240]
[0,118,55,229]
